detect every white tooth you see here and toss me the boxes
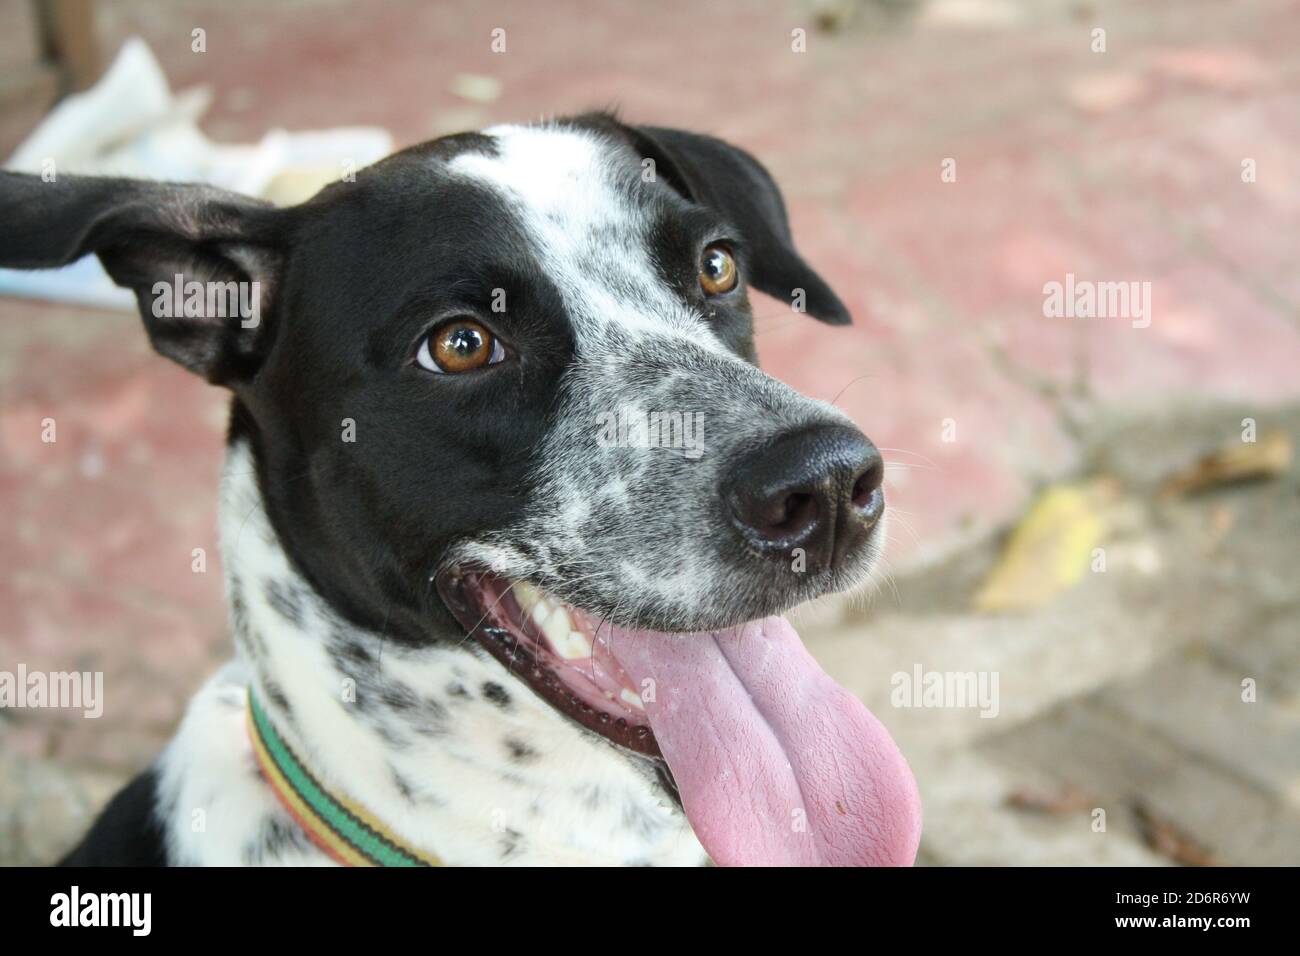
[543,606,587,658]
[514,582,541,614]
[531,600,552,629]
[559,630,593,660]
[620,688,646,711]
[542,604,570,642]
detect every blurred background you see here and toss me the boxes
[1,0,1297,865]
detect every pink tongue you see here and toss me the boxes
[610,616,921,866]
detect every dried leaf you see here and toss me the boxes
[1005,783,1094,814]
[1159,429,1292,497]
[1132,801,1217,867]
[973,479,1117,613]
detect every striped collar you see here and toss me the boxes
[246,689,442,867]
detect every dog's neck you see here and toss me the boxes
[213,440,704,866]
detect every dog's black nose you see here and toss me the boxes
[725,425,884,572]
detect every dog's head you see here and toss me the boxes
[1,114,919,865]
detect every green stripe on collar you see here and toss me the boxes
[247,689,441,867]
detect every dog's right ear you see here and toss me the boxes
[0,171,291,384]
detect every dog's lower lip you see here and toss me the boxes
[434,568,663,759]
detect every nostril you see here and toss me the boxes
[850,458,884,512]
[728,484,821,550]
[767,491,817,538]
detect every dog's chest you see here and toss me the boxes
[156,660,705,866]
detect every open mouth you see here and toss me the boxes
[436,567,922,866]
[437,569,661,756]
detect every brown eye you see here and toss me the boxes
[416,318,504,374]
[699,244,738,296]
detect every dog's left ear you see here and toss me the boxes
[622,124,851,325]
[0,171,290,384]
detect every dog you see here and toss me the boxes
[1,113,921,866]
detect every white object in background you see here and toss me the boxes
[2,37,392,312]
[8,36,174,173]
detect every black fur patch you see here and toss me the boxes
[265,679,292,717]
[391,767,416,802]
[380,683,418,711]
[481,682,511,709]
[59,770,168,866]
[505,737,537,762]
[499,827,524,860]
[242,815,313,864]
[264,580,304,627]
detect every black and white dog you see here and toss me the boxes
[2,114,921,866]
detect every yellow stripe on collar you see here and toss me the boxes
[246,689,441,867]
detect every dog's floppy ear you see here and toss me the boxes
[0,171,290,383]
[625,124,851,325]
